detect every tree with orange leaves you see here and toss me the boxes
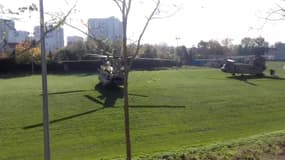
[15,40,41,64]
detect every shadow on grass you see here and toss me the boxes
[228,75,285,80]
[228,75,285,86]
[129,105,186,109]
[45,90,91,95]
[0,73,32,79]
[128,93,148,98]
[84,95,104,105]
[87,83,124,107]
[43,89,148,97]
[84,84,149,108]
[72,73,98,77]
[22,107,104,130]
[48,72,98,77]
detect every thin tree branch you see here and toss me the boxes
[16,2,76,55]
[113,0,123,13]
[125,0,132,19]
[262,3,285,23]
[129,0,160,65]
[152,5,181,19]
[64,22,107,49]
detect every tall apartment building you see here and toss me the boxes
[34,25,64,53]
[88,16,122,42]
[0,19,16,51]
[7,30,29,44]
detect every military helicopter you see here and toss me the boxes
[97,55,125,86]
[221,54,266,76]
[62,49,174,87]
[86,50,125,86]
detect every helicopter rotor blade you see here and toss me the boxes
[85,54,109,58]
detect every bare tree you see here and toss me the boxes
[1,2,76,160]
[265,1,285,21]
[0,2,76,55]
[254,1,285,30]
[113,0,161,159]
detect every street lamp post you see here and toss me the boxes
[39,0,51,159]
[175,37,181,47]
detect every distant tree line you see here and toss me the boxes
[189,37,271,59]
[0,36,283,68]
[133,37,276,65]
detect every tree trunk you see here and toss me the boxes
[31,60,34,75]
[113,1,161,159]
[122,3,132,158]
[123,71,131,160]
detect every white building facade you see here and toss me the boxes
[273,43,285,60]
[88,17,122,42]
[67,36,84,45]
[34,25,64,53]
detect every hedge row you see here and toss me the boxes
[0,58,178,74]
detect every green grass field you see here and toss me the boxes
[0,62,285,160]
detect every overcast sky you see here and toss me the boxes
[1,0,285,46]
